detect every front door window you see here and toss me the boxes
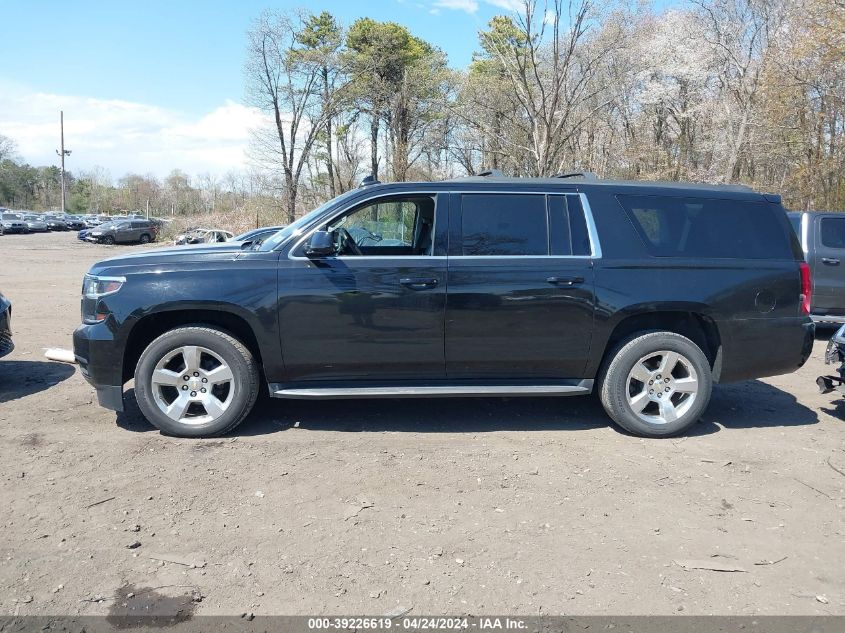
[326,196,435,256]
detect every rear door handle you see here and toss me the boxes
[400,277,439,290]
[822,257,840,265]
[547,276,584,286]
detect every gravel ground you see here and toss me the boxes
[0,231,843,617]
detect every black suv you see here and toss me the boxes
[73,176,813,438]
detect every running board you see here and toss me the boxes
[269,380,593,400]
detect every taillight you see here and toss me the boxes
[799,261,812,315]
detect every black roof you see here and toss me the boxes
[359,175,771,201]
[443,174,755,193]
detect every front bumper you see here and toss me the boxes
[73,321,125,411]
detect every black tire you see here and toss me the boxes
[102,235,115,245]
[139,233,151,244]
[598,331,712,437]
[134,326,260,437]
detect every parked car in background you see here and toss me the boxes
[74,175,813,438]
[62,216,87,230]
[0,292,13,359]
[789,211,845,324]
[174,228,233,245]
[42,215,69,231]
[22,214,49,232]
[87,219,158,245]
[78,228,93,241]
[1,212,28,234]
[232,226,285,245]
[87,215,111,227]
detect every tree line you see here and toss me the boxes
[246,0,844,222]
[2,0,843,222]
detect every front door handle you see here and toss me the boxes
[400,277,439,290]
[547,276,584,286]
[822,257,840,265]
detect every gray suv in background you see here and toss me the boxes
[87,219,158,245]
[789,211,845,324]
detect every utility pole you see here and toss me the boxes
[56,111,71,213]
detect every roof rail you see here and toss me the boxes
[359,174,380,188]
[476,169,505,177]
[552,171,598,180]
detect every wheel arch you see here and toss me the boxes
[122,308,265,383]
[596,306,723,381]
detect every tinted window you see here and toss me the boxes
[821,217,845,249]
[461,194,547,256]
[617,194,793,259]
[788,214,801,236]
[567,195,591,256]
[548,196,571,256]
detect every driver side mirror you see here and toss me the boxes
[306,230,336,257]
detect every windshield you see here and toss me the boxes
[259,189,361,251]
[2,213,22,220]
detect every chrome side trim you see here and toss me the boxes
[579,192,602,258]
[270,380,594,399]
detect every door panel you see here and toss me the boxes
[279,258,446,381]
[278,192,449,383]
[445,257,594,378]
[445,191,596,379]
[812,215,845,313]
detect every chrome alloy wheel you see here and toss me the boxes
[150,345,235,425]
[625,350,699,425]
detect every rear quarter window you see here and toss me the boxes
[617,194,794,259]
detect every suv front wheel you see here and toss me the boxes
[599,331,712,437]
[134,326,260,437]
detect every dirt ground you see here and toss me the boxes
[0,231,843,617]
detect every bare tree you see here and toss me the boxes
[467,0,628,176]
[246,10,332,222]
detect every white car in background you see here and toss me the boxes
[174,228,233,245]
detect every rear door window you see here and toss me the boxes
[617,194,793,259]
[460,194,547,256]
[820,217,845,249]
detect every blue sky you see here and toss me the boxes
[0,0,679,177]
[2,0,528,116]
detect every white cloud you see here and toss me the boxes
[430,0,521,14]
[434,0,479,12]
[0,83,265,179]
[484,0,523,11]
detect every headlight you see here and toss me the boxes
[83,275,125,299]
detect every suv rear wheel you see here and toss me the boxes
[599,331,712,437]
[134,326,260,437]
[139,233,151,244]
